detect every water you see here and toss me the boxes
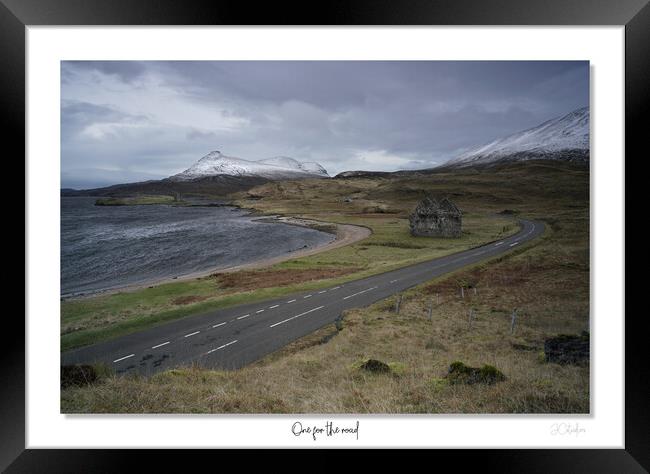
[61,197,335,297]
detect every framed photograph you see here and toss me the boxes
[6,0,646,469]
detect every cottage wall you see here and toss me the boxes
[409,214,462,237]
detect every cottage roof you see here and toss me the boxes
[438,197,461,216]
[413,196,461,217]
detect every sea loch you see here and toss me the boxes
[61,197,334,297]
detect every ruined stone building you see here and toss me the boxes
[409,196,462,237]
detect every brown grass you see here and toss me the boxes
[171,295,210,306]
[211,267,361,292]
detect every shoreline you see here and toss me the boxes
[62,215,372,301]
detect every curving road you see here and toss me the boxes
[62,219,544,375]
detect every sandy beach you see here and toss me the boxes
[221,216,372,272]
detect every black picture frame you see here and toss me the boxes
[5,0,646,470]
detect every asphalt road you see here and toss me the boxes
[61,219,544,375]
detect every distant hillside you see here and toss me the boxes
[61,149,330,198]
[334,170,394,179]
[60,174,271,198]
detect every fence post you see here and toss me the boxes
[395,294,402,314]
[460,287,464,299]
[510,309,517,334]
[428,298,433,321]
[335,313,344,331]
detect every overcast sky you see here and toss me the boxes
[61,61,589,189]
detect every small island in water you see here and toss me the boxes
[95,194,186,206]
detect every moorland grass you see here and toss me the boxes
[61,160,590,413]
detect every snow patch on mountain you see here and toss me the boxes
[446,107,590,167]
[297,161,328,176]
[171,151,329,181]
[257,156,301,169]
[258,156,328,176]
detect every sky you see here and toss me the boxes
[61,61,589,189]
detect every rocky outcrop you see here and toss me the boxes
[409,196,462,238]
[544,333,589,365]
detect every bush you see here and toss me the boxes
[359,359,391,373]
[446,361,506,385]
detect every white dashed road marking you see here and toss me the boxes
[304,294,312,298]
[510,242,519,247]
[151,342,170,349]
[212,322,227,328]
[237,314,250,320]
[269,306,324,328]
[206,339,238,354]
[343,286,378,300]
[256,309,265,313]
[495,242,504,246]
[269,304,279,309]
[113,354,134,363]
[318,290,327,294]
[184,331,200,338]
[287,299,296,303]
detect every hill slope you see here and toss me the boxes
[445,107,589,167]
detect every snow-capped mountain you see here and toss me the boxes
[171,151,329,181]
[257,156,328,176]
[446,107,589,167]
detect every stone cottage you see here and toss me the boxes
[409,196,462,237]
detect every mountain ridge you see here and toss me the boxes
[61,150,329,197]
[445,107,589,167]
[171,151,329,181]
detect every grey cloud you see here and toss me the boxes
[62,61,148,84]
[186,129,219,141]
[61,61,589,188]
[61,101,148,130]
